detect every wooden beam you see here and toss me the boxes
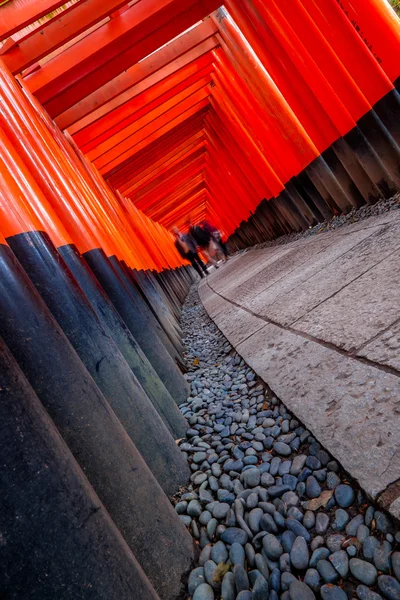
[97,95,210,174]
[87,79,211,161]
[58,23,218,131]
[75,61,213,150]
[0,0,71,42]
[109,127,206,189]
[2,0,133,74]
[24,0,221,116]
[104,107,207,179]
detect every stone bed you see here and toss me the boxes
[174,286,400,600]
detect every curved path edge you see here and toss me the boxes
[199,276,400,522]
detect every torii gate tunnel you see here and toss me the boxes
[0,0,399,598]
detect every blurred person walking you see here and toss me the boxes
[202,221,228,262]
[189,221,220,268]
[172,227,208,278]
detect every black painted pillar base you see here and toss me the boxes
[7,231,190,494]
[84,248,190,405]
[0,338,159,600]
[0,242,196,600]
[58,243,188,439]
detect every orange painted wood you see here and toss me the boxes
[60,23,218,131]
[24,0,221,116]
[0,0,71,41]
[121,140,206,196]
[78,64,213,152]
[97,93,210,173]
[1,0,132,74]
[335,0,400,83]
[103,107,208,179]
[87,79,211,161]
[106,117,206,185]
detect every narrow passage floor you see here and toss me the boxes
[175,286,400,600]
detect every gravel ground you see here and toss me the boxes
[174,286,400,600]
[246,194,400,253]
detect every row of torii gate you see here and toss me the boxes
[0,1,399,598]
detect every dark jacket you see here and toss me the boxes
[174,233,197,258]
[190,225,210,248]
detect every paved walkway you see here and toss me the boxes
[199,210,400,520]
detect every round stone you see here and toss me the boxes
[329,550,349,578]
[306,476,321,498]
[326,534,345,553]
[175,501,188,514]
[289,580,316,600]
[317,560,340,584]
[310,547,330,568]
[252,575,269,600]
[320,585,347,600]
[221,572,235,600]
[234,564,249,592]
[304,569,320,593]
[230,542,246,567]
[242,468,261,488]
[285,517,311,542]
[290,536,309,570]
[193,583,215,600]
[373,541,392,573]
[334,484,355,508]
[350,558,378,586]
[210,541,228,564]
[392,552,400,580]
[189,567,206,595]
[188,499,203,517]
[356,584,384,600]
[377,575,400,600]
[303,511,316,530]
[262,533,283,560]
[274,442,292,456]
[332,509,349,531]
[212,502,230,520]
[316,513,330,535]
[221,527,248,546]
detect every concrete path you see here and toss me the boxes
[199,210,400,520]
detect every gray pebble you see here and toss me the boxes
[317,560,340,584]
[350,558,378,586]
[211,541,228,564]
[252,575,269,600]
[234,564,249,592]
[230,542,246,567]
[221,527,248,546]
[262,533,283,560]
[377,575,400,600]
[356,584,383,600]
[212,502,230,520]
[221,572,235,600]
[303,511,316,530]
[189,567,206,595]
[290,536,309,570]
[316,513,330,535]
[193,583,215,600]
[304,569,321,593]
[289,580,316,600]
[334,484,355,508]
[188,499,203,517]
[204,560,219,589]
[320,585,347,600]
[329,550,349,578]
[392,552,400,580]
[346,514,364,536]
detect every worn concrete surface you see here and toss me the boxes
[199,211,400,519]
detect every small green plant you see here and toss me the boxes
[388,0,400,17]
